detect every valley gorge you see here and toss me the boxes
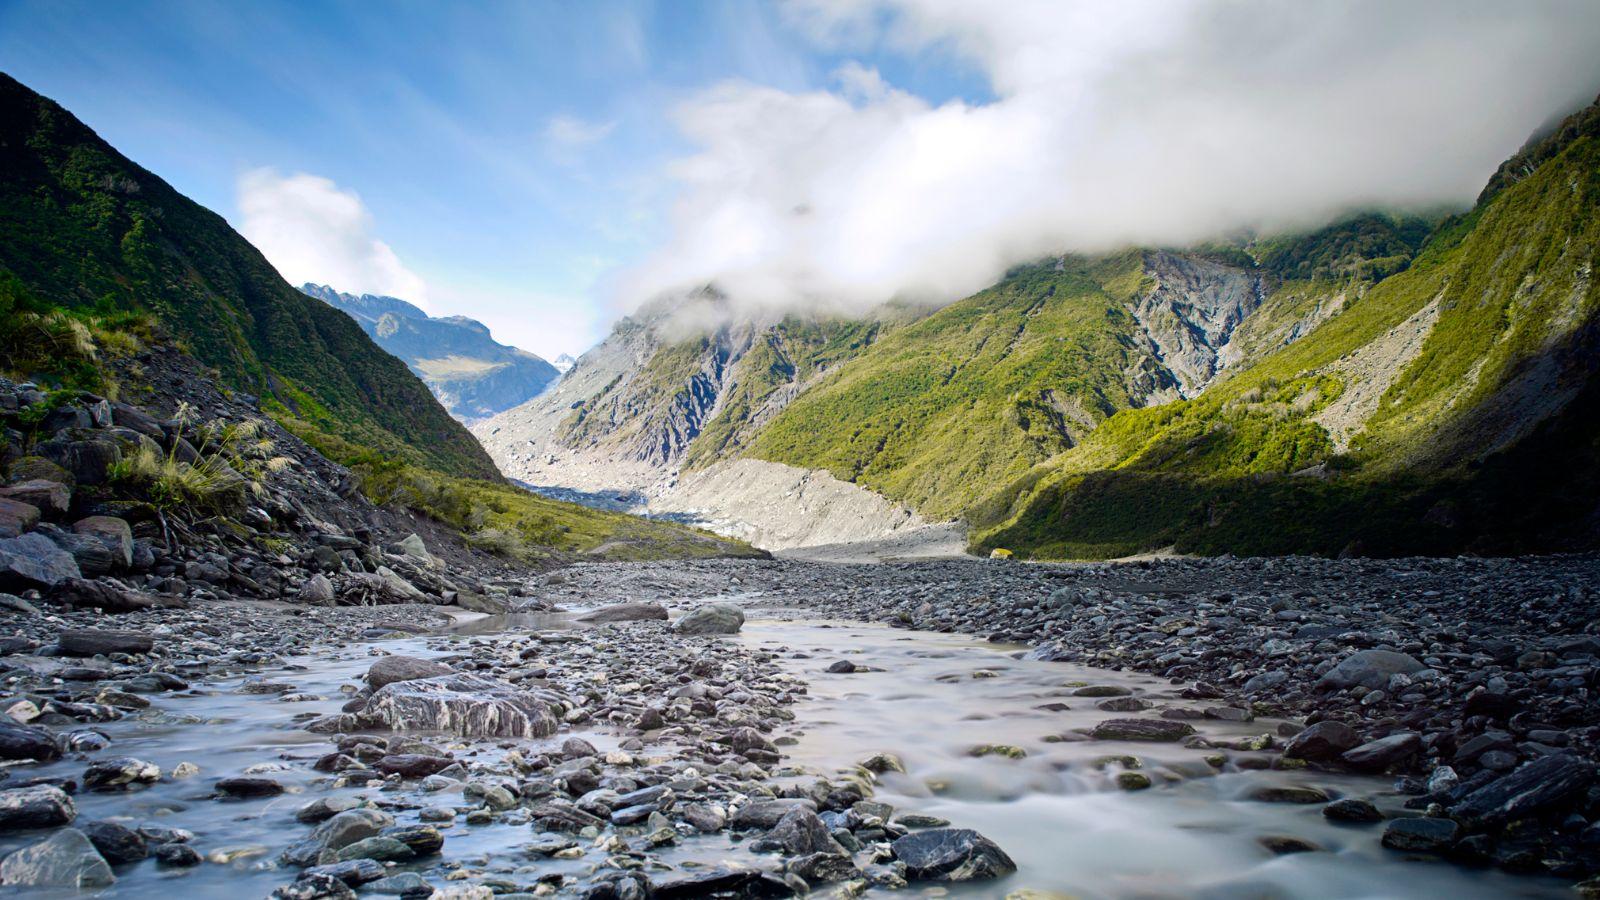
[0,33,1599,900]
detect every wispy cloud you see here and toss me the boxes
[545,114,617,147]
[235,168,429,308]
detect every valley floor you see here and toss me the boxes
[1,553,1597,897]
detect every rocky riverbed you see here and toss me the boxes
[0,554,1597,897]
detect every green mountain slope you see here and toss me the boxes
[972,101,1600,558]
[0,73,498,480]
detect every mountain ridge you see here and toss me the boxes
[300,283,560,423]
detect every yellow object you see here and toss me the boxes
[990,548,1014,559]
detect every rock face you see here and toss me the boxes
[0,785,76,830]
[353,673,558,738]
[1316,649,1427,692]
[365,655,453,690]
[579,602,669,623]
[0,827,114,889]
[891,828,1017,881]
[674,603,745,635]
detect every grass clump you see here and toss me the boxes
[109,402,294,515]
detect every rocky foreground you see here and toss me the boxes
[0,552,1595,897]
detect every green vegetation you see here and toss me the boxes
[746,254,1156,520]
[109,404,293,515]
[0,271,156,396]
[0,73,497,480]
[972,118,1600,558]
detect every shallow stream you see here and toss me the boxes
[0,610,1571,898]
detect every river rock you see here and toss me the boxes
[1282,720,1359,762]
[0,827,114,889]
[1316,649,1425,692]
[0,785,75,830]
[1381,817,1459,853]
[58,628,154,657]
[79,820,148,865]
[83,757,161,790]
[0,719,62,761]
[365,655,453,689]
[1341,732,1421,771]
[761,805,846,856]
[299,574,335,606]
[1089,718,1196,742]
[1447,754,1595,828]
[375,754,454,777]
[356,673,558,738]
[674,603,744,635]
[579,602,669,623]
[891,828,1017,881]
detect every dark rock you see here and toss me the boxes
[58,628,153,657]
[83,757,160,790]
[763,805,846,856]
[0,720,62,762]
[0,498,39,538]
[153,842,202,868]
[0,532,80,591]
[1448,754,1595,829]
[1381,817,1459,853]
[651,868,798,898]
[1342,732,1421,771]
[891,827,1017,881]
[216,776,285,798]
[1323,797,1383,823]
[374,754,453,778]
[79,820,148,865]
[1282,721,1359,762]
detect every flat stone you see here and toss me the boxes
[1341,732,1421,771]
[1282,721,1359,762]
[58,628,153,657]
[0,532,80,591]
[579,602,669,623]
[1089,718,1195,742]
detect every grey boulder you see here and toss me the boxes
[1316,649,1425,692]
[0,828,114,889]
[674,603,745,635]
[365,655,453,690]
[891,828,1016,881]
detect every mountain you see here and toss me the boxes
[0,73,497,480]
[479,96,1600,559]
[553,354,577,374]
[300,284,560,424]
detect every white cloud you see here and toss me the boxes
[236,168,429,309]
[544,114,617,148]
[618,0,1600,320]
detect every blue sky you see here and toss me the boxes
[4,2,1597,361]
[0,0,985,358]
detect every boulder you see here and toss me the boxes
[83,757,161,790]
[1282,721,1359,762]
[0,532,80,592]
[0,719,62,762]
[763,806,846,857]
[72,516,132,569]
[34,439,120,486]
[674,603,745,635]
[1316,649,1425,692]
[365,655,453,690]
[0,828,114,889]
[58,628,154,657]
[0,785,76,830]
[0,499,39,538]
[395,533,431,563]
[730,799,816,830]
[579,602,669,623]
[355,673,559,738]
[891,828,1017,881]
[453,592,511,615]
[48,578,164,612]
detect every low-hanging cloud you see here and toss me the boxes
[618,0,1600,321]
[236,168,429,309]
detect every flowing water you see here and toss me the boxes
[0,611,1570,898]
